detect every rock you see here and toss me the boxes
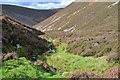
[34,60,44,66]
[48,48,56,53]
[92,41,100,47]
[84,37,93,41]
[106,53,119,63]
[101,35,107,40]
[69,70,99,79]
[2,52,18,61]
[34,60,57,73]
[31,55,37,61]
[45,48,56,56]
[101,35,109,43]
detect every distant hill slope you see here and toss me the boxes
[33,2,118,57]
[34,2,118,31]
[1,4,62,26]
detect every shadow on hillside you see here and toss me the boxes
[2,16,56,61]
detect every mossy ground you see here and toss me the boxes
[45,42,119,77]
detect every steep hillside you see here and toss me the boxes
[1,15,51,60]
[34,2,119,57]
[1,4,61,26]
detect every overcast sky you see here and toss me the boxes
[0,0,75,9]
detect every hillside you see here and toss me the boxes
[1,15,51,60]
[34,2,118,31]
[33,2,119,57]
[1,4,61,26]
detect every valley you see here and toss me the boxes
[1,4,61,26]
[0,1,120,79]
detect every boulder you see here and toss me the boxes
[106,53,119,63]
[69,70,99,79]
[2,52,18,61]
[34,60,57,73]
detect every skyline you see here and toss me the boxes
[0,0,75,9]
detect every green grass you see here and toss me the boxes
[45,43,119,77]
[1,57,63,79]
[1,57,38,78]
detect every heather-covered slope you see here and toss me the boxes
[1,4,61,26]
[1,16,51,60]
[33,2,119,57]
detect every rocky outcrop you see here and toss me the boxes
[34,60,57,74]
